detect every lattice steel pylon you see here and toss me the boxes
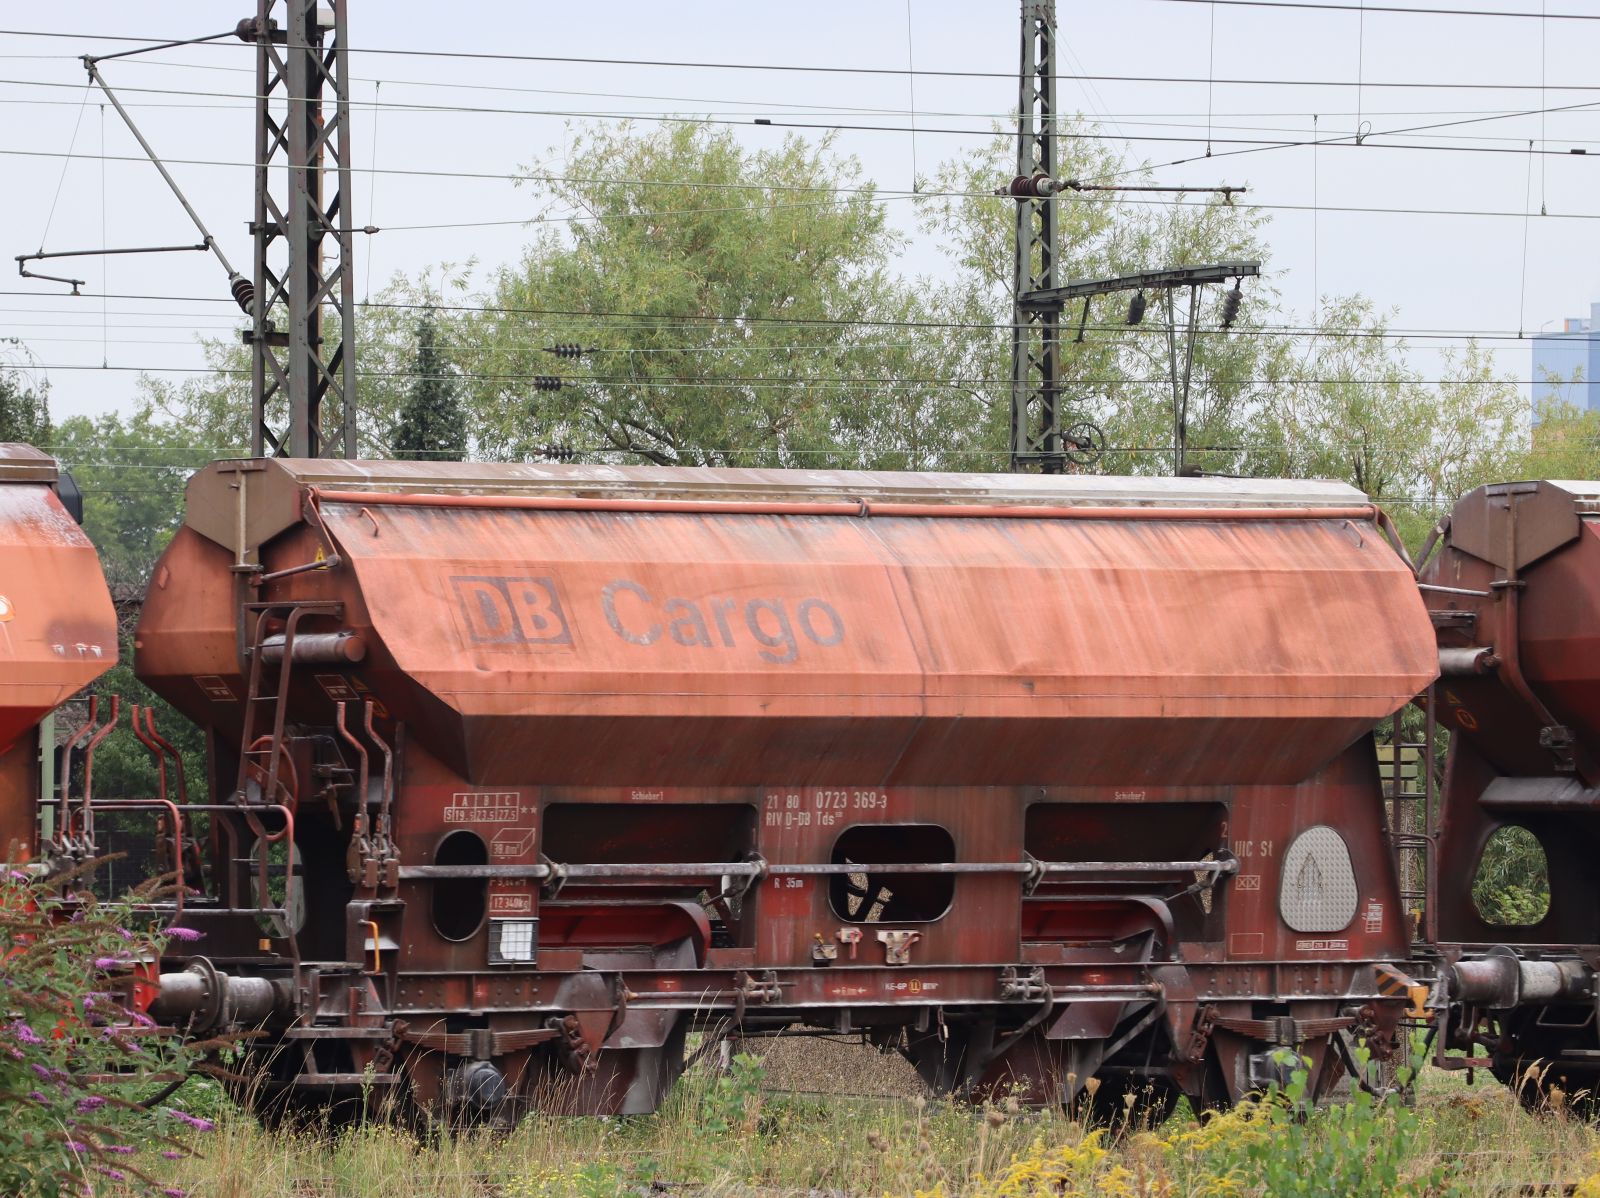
[240,0,358,459]
[1008,0,1063,473]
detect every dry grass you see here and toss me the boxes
[121,1039,1600,1198]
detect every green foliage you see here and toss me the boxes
[1523,397,1600,480]
[915,124,1293,476]
[463,122,945,467]
[694,1050,767,1140]
[135,273,473,461]
[48,411,196,595]
[390,316,468,461]
[1246,298,1526,545]
[1478,884,1552,928]
[1473,825,1551,927]
[1178,1044,1462,1198]
[105,119,1540,519]
[0,353,50,446]
[45,412,206,812]
[0,868,209,1197]
[509,1158,632,1198]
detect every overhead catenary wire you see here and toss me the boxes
[7,75,1598,125]
[9,149,1600,232]
[12,30,1600,90]
[2,318,1579,377]
[1148,0,1600,21]
[33,81,92,252]
[0,289,1582,343]
[9,359,1555,384]
[12,71,1600,151]
[1071,90,1600,185]
[11,76,1600,155]
[3,15,1582,447]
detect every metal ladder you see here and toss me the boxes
[1379,687,1438,942]
[233,599,341,807]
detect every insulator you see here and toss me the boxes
[530,376,563,393]
[1000,173,1061,198]
[1127,291,1147,326]
[230,275,255,314]
[542,343,589,359]
[540,442,576,463]
[1220,282,1243,329]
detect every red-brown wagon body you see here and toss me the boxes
[1418,481,1600,1106]
[133,459,1434,1118]
[0,445,117,861]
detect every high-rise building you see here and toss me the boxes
[1532,304,1600,413]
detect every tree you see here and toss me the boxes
[131,118,1537,519]
[46,412,204,807]
[1521,397,1600,480]
[136,269,472,460]
[0,349,50,445]
[1247,298,1526,544]
[914,126,1294,477]
[390,315,467,460]
[460,122,939,467]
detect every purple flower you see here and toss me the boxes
[92,956,126,970]
[161,1151,183,1160]
[104,1145,134,1155]
[28,1091,47,1104]
[75,1096,106,1113]
[11,1021,42,1045]
[165,1109,214,1132]
[8,869,28,880]
[31,1063,52,1080]
[164,1189,188,1198]
[95,1167,127,1182]
[115,927,134,942]
[162,926,203,942]
[63,1141,86,1153]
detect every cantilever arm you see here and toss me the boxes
[82,57,244,291]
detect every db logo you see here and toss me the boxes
[0,595,12,623]
[451,576,572,645]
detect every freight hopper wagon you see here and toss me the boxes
[133,461,1436,1121]
[0,444,117,864]
[1419,481,1600,1107]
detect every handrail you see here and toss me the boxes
[87,799,186,919]
[78,695,120,847]
[313,487,1376,525]
[396,857,1236,881]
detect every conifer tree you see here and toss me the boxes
[390,315,466,460]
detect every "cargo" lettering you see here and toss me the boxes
[600,580,843,664]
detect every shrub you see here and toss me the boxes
[0,864,207,1197]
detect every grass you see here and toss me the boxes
[123,1040,1600,1198]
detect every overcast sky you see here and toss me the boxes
[3,1,1597,430]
